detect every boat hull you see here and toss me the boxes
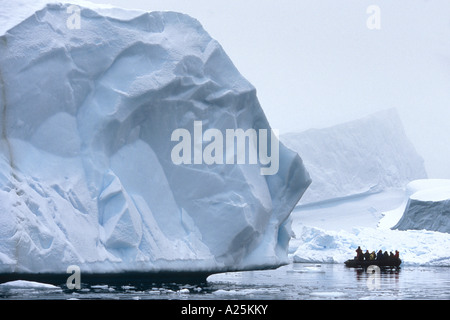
[344,259,401,269]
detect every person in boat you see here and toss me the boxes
[376,250,383,261]
[364,250,370,261]
[389,251,395,262]
[356,246,363,261]
[394,250,400,260]
[370,251,376,260]
[383,251,389,261]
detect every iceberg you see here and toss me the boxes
[392,179,450,233]
[281,109,427,205]
[0,2,310,279]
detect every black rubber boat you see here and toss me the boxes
[344,259,401,269]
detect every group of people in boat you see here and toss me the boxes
[355,246,400,263]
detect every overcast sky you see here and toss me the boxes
[46,1,450,178]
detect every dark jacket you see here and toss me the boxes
[376,250,383,260]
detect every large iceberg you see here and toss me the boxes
[281,109,427,205]
[0,2,310,277]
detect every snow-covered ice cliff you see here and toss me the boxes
[282,109,427,205]
[0,2,310,275]
[392,179,450,233]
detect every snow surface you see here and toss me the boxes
[281,109,427,205]
[0,280,59,289]
[0,2,310,274]
[406,179,450,202]
[292,189,406,233]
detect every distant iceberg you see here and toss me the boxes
[0,2,310,277]
[281,109,427,205]
[392,179,450,233]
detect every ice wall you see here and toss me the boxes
[282,109,427,205]
[0,3,310,275]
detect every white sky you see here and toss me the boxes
[9,0,450,178]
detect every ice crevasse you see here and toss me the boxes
[0,3,311,275]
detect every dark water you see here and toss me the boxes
[1,263,449,300]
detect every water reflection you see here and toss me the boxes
[0,264,449,300]
[353,267,400,294]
